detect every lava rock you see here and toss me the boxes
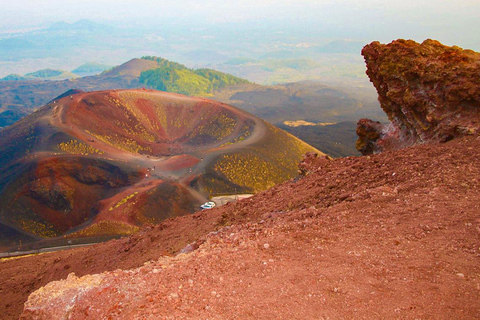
[357,39,480,154]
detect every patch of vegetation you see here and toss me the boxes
[58,140,104,155]
[214,152,280,192]
[24,69,78,80]
[139,56,250,96]
[186,111,238,144]
[85,130,152,154]
[211,122,318,193]
[109,192,139,211]
[26,69,62,78]
[0,74,29,81]
[195,69,250,90]
[72,62,112,76]
[17,217,59,238]
[141,56,188,71]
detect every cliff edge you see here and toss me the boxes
[357,39,480,154]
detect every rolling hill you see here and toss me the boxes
[138,56,250,96]
[24,69,79,80]
[0,89,320,249]
[1,69,79,81]
[71,62,112,76]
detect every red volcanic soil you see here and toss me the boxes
[1,135,479,319]
[157,154,200,171]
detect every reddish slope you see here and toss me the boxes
[100,58,160,78]
[0,135,478,319]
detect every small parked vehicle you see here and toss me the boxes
[201,201,216,209]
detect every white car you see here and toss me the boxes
[201,201,216,209]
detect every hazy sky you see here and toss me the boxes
[1,0,480,48]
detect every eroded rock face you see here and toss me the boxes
[357,39,480,154]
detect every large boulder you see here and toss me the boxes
[357,39,480,154]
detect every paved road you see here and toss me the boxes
[0,243,98,259]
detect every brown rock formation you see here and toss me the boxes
[357,39,480,154]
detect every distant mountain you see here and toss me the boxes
[0,38,34,50]
[101,58,162,78]
[224,57,257,65]
[139,56,250,96]
[25,69,79,80]
[1,69,79,81]
[0,74,30,81]
[71,62,112,76]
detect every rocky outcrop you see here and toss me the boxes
[357,39,480,154]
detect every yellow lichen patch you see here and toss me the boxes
[212,122,321,195]
[105,94,158,143]
[17,218,58,238]
[118,92,168,130]
[188,112,237,142]
[57,140,104,155]
[109,192,139,211]
[75,220,139,237]
[214,153,283,192]
[86,130,152,154]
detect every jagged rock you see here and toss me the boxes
[357,39,480,154]
[356,119,383,155]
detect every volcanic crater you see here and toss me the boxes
[0,89,320,248]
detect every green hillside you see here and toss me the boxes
[139,56,250,96]
[1,69,79,81]
[1,74,29,81]
[25,69,78,80]
[72,62,112,76]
